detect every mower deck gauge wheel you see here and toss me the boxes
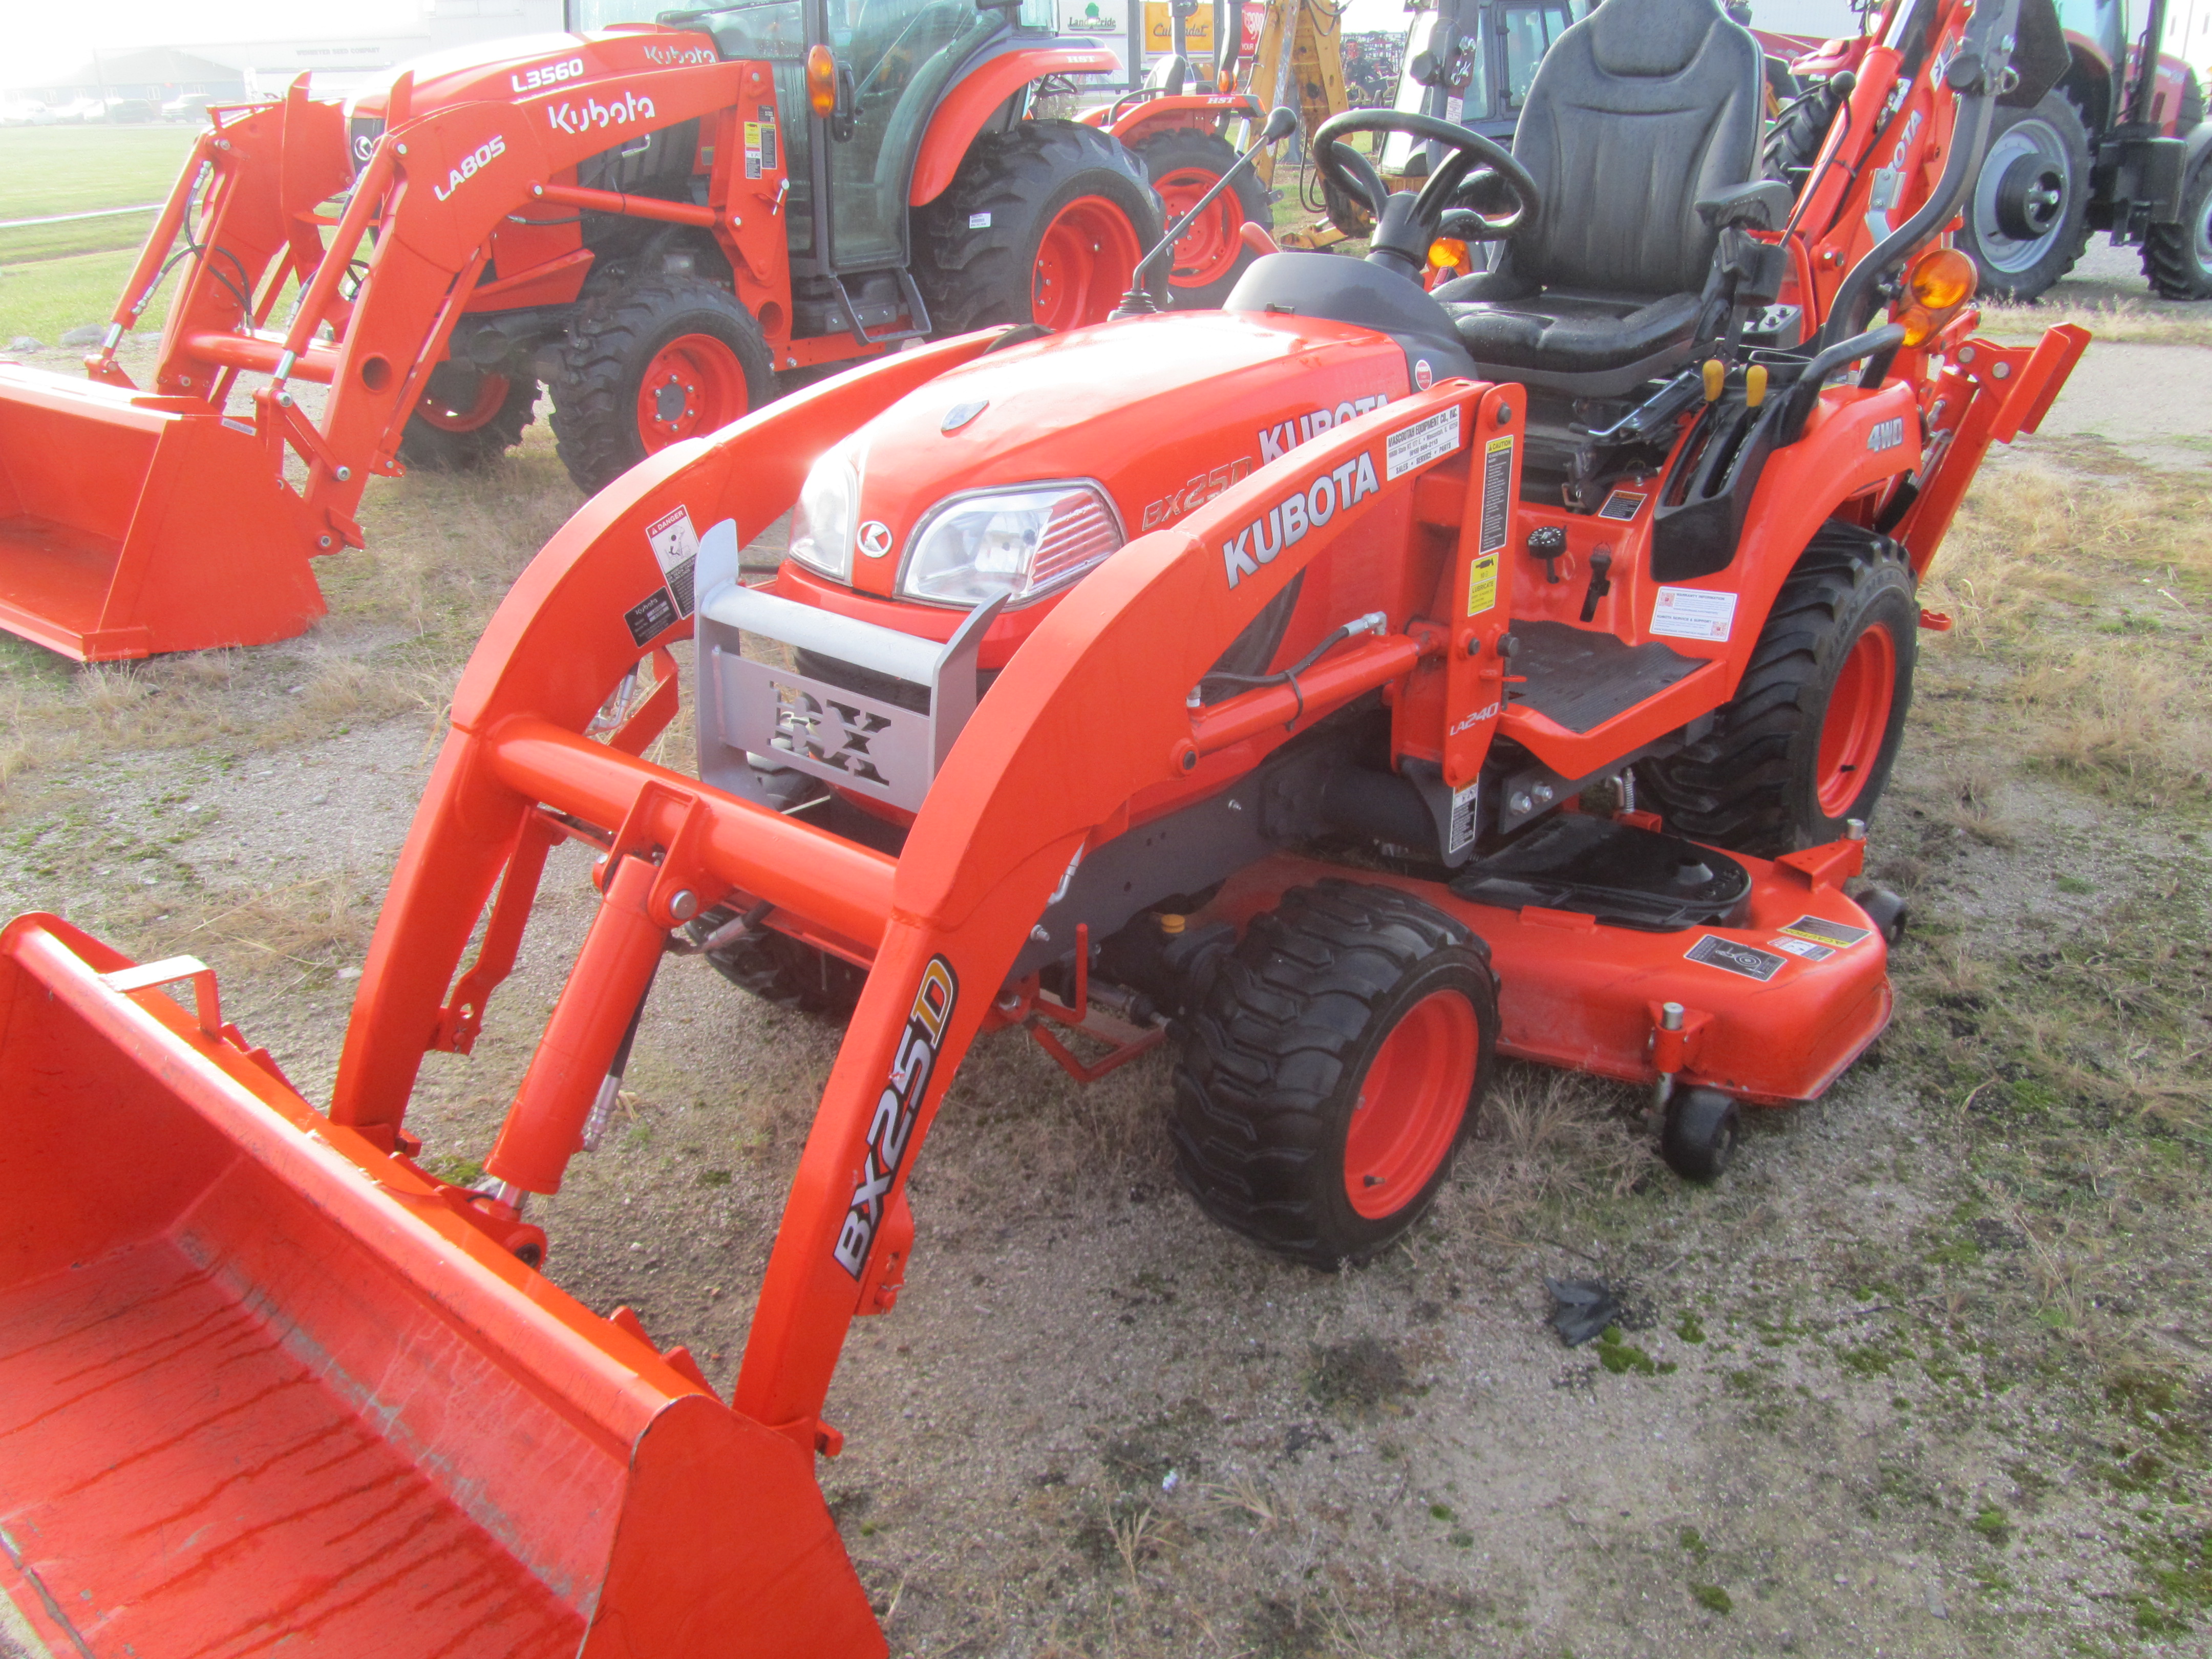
[1661,1088,1741,1183]
[1171,881,1498,1268]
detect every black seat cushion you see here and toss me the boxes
[1438,0,1762,386]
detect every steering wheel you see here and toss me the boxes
[1311,109,1541,280]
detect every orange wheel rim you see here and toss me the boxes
[1030,195,1143,330]
[1816,622,1898,816]
[635,333,749,451]
[1343,989,1478,1220]
[1154,165,1243,288]
[417,371,511,432]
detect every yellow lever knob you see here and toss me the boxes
[1702,359,1725,402]
[1746,364,1768,409]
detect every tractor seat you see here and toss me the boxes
[1431,0,1765,395]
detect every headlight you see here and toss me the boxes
[899,482,1123,607]
[787,449,858,583]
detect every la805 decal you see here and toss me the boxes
[834,956,958,1276]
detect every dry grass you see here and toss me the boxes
[1454,1064,1654,1243]
[1980,295,2212,348]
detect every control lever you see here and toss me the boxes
[1526,525,1567,585]
[1578,547,1613,622]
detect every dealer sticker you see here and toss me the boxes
[1780,914,1873,948]
[1650,586,1739,643]
[1686,934,1788,982]
[1387,406,1460,479]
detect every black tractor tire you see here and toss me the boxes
[1131,127,1269,308]
[2143,153,2212,300]
[1660,1088,1741,1183]
[1761,76,1848,195]
[396,364,537,471]
[1170,881,1499,1269]
[549,275,775,496]
[693,912,866,1017]
[912,118,1164,334]
[1635,524,1919,857]
[1954,88,2092,303]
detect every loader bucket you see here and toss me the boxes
[0,368,326,661]
[0,916,881,1657]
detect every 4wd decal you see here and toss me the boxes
[511,56,585,94]
[834,956,959,1275]
[545,89,659,137]
[1866,416,1906,451]
[1258,395,1391,463]
[431,135,507,202]
[1141,455,1253,531]
[1222,451,1381,588]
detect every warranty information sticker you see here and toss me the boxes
[1686,934,1788,982]
[1650,585,1740,643]
[1387,406,1461,479]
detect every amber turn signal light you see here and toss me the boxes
[1895,246,1979,347]
[1427,237,1470,271]
[806,45,839,117]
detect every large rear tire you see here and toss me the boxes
[1131,127,1268,308]
[1954,89,2092,303]
[913,119,1163,334]
[549,276,774,496]
[1635,524,1918,857]
[396,365,537,472]
[1761,77,1847,195]
[1171,881,1497,1269]
[2143,153,2212,300]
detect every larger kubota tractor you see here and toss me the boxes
[0,0,2087,1650]
[0,0,1279,664]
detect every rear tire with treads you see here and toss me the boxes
[692,911,865,1017]
[913,119,1163,333]
[1171,881,1497,1269]
[1953,89,2092,303]
[1635,523,1918,856]
[2143,151,2212,300]
[397,365,537,471]
[1131,126,1268,308]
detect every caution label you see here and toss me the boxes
[1479,434,1514,555]
[1780,914,1873,948]
[1686,934,1787,982]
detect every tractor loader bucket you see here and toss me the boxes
[0,368,326,660]
[0,914,881,1657]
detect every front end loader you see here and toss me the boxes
[0,3,1162,662]
[0,0,2086,1649]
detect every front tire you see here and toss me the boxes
[1954,89,2092,303]
[913,119,1163,334]
[691,911,865,1017]
[2143,154,2212,300]
[549,276,774,496]
[1132,127,1268,308]
[396,365,536,471]
[1636,524,1918,856]
[1171,881,1498,1268]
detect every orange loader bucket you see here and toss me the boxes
[0,916,882,1656]
[0,369,328,661]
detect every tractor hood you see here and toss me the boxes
[344,25,723,127]
[779,310,1414,624]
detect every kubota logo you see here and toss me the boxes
[1221,450,1381,588]
[545,89,658,136]
[643,43,716,66]
[431,135,507,202]
[834,956,958,1276]
[856,520,894,558]
[1257,394,1391,463]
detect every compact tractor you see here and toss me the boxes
[0,0,1283,662]
[0,0,2085,1649]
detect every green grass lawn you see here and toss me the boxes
[0,126,198,337]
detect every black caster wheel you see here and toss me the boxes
[1858,885,1909,945]
[1661,1087,1741,1183]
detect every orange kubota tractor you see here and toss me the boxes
[0,0,1281,664]
[0,0,2086,1650]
